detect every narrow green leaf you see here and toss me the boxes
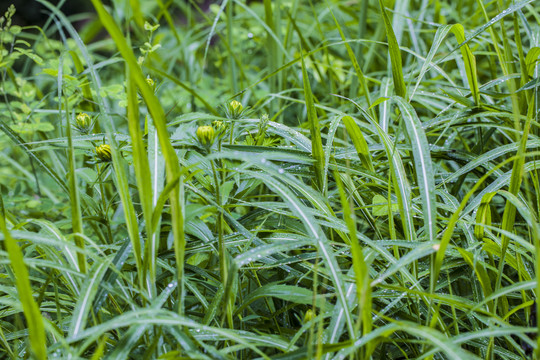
[457,248,494,312]
[378,0,407,99]
[372,194,398,216]
[62,62,86,274]
[301,52,325,193]
[334,168,372,343]
[0,117,68,193]
[127,74,156,296]
[451,24,480,105]
[234,284,318,316]
[393,96,437,241]
[90,0,185,310]
[327,4,373,112]
[0,218,47,360]
[342,115,374,172]
[69,261,109,337]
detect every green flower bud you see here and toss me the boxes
[95,144,112,162]
[76,113,90,128]
[196,125,215,148]
[145,76,155,90]
[212,120,225,133]
[227,100,244,119]
[303,309,315,324]
[75,112,93,133]
[230,100,243,113]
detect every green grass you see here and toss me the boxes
[0,0,539,358]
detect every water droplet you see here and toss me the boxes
[247,32,254,39]
[168,283,174,288]
[261,158,266,164]
[278,168,284,174]
[257,254,261,258]
[195,329,201,333]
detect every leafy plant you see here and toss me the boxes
[0,0,539,358]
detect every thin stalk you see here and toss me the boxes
[227,0,238,94]
[210,157,232,328]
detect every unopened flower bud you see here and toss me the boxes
[212,120,225,132]
[95,144,112,162]
[145,76,155,90]
[76,113,90,128]
[196,125,215,148]
[75,113,93,133]
[227,100,244,119]
[303,309,315,323]
[230,100,243,112]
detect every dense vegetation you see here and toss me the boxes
[0,0,539,358]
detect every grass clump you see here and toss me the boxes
[0,0,539,358]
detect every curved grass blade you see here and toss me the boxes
[451,24,480,105]
[127,74,156,296]
[393,96,437,241]
[207,150,355,337]
[61,65,86,274]
[301,52,325,193]
[334,169,372,355]
[378,0,407,99]
[89,0,185,312]
[342,115,374,172]
[234,284,318,316]
[0,217,47,360]
[335,95,415,242]
[68,260,109,337]
[327,3,373,114]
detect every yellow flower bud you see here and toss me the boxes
[95,144,112,162]
[226,100,245,119]
[196,125,215,147]
[212,120,225,132]
[230,100,243,113]
[76,113,90,128]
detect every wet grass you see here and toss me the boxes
[0,0,539,358]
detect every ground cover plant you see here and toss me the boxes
[0,0,539,358]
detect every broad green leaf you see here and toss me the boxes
[372,194,398,216]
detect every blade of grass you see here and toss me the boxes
[90,0,185,314]
[59,52,87,274]
[392,96,437,241]
[127,74,156,297]
[451,24,480,106]
[0,117,68,193]
[334,169,372,355]
[68,261,109,337]
[342,115,374,172]
[0,216,47,360]
[301,52,325,194]
[335,95,416,242]
[378,0,407,99]
[327,3,374,117]
[227,0,237,94]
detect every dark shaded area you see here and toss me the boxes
[5,0,94,27]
